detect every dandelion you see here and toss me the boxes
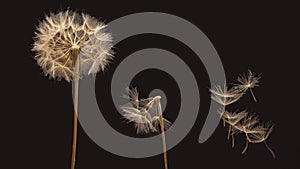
[231,113,276,158]
[235,69,261,102]
[210,84,243,107]
[221,110,248,147]
[247,121,276,158]
[32,10,113,169]
[235,113,260,134]
[233,113,260,154]
[222,110,248,127]
[120,87,171,169]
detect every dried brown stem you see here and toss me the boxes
[227,126,231,140]
[71,51,80,169]
[158,100,169,169]
[250,88,257,102]
[264,141,276,159]
[242,139,249,154]
[231,135,235,148]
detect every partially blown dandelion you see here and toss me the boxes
[32,10,113,169]
[121,87,171,169]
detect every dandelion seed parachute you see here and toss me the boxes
[234,69,261,102]
[126,87,140,109]
[236,69,261,90]
[222,110,248,126]
[32,10,113,82]
[247,121,274,143]
[210,84,243,106]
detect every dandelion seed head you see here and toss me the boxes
[121,88,172,134]
[154,96,162,100]
[32,10,113,82]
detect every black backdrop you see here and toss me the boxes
[2,1,299,169]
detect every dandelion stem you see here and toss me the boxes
[231,135,235,148]
[242,139,249,154]
[222,106,226,127]
[249,88,257,102]
[157,100,169,169]
[227,125,231,140]
[71,50,80,169]
[264,141,276,159]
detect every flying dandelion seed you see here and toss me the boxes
[247,121,276,158]
[234,69,261,102]
[120,87,171,169]
[235,113,260,133]
[32,10,113,169]
[232,113,276,158]
[210,84,243,127]
[222,110,248,127]
[221,110,248,147]
[233,113,260,154]
[209,70,275,158]
[210,84,243,107]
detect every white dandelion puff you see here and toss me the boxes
[32,10,113,82]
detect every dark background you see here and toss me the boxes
[2,1,299,169]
